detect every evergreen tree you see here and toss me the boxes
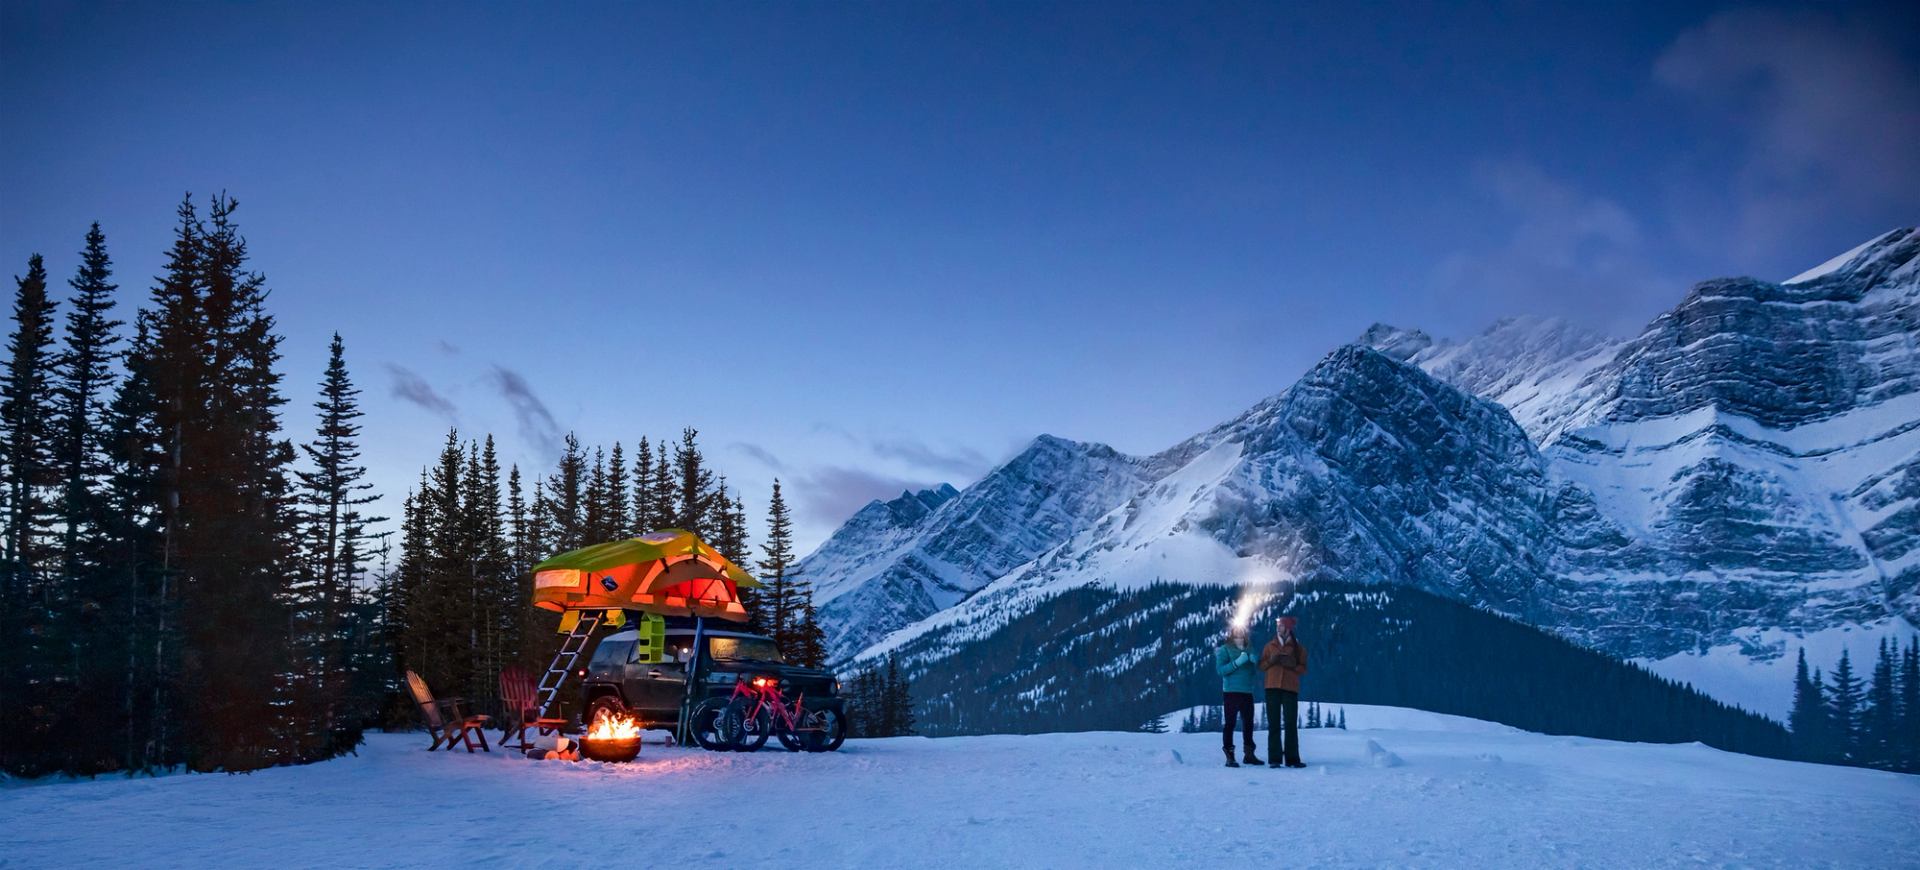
[630,436,653,534]
[98,319,168,772]
[790,588,828,669]
[848,665,883,737]
[289,333,382,759]
[1337,708,1347,729]
[542,433,586,552]
[1140,715,1168,733]
[1789,647,1832,761]
[1901,640,1919,771]
[882,655,917,736]
[1,252,62,775]
[1826,649,1865,763]
[51,223,121,582]
[582,446,608,543]
[467,436,512,698]
[178,194,303,771]
[3,253,58,591]
[606,441,629,540]
[45,224,126,776]
[1866,638,1898,769]
[649,446,674,533]
[671,427,713,535]
[712,478,743,565]
[506,465,529,575]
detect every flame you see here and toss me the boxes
[585,709,641,741]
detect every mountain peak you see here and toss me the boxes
[1357,323,1435,361]
[1784,227,1919,287]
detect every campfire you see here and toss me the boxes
[579,710,643,762]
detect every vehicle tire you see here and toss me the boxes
[724,697,771,752]
[585,693,627,728]
[804,705,846,753]
[690,696,733,752]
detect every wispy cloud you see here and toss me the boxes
[488,365,561,454]
[434,339,461,355]
[728,441,788,472]
[795,465,935,528]
[386,364,457,420]
[810,423,994,481]
[1654,6,1920,261]
[868,435,992,479]
[1431,160,1674,333]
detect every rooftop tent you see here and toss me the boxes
[531,529,760,622]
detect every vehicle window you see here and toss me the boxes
[588,640,635,669]
[707,636,783,663]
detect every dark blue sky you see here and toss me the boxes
[5,1,1917,549]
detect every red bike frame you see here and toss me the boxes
[729,675,824,736]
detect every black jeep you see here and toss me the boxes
[580,625,843,747]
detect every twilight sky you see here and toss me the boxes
[4,1,1917,552]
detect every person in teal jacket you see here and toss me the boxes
[1213,625,1263,767]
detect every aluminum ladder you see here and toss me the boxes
[535,610,603,718]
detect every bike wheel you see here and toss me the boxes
[804,705,846,753]
[690,697,733,752]
[724,697,771,752]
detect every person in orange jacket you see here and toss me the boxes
[1258,615,1309,768]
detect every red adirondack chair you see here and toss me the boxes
[405,670,492,753]
[498,665,570,751]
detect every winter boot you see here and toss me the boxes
[1242,747,1263,766]
[1222,746,1239,767]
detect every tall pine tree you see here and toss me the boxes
[290,334,382,758]
[1826,649,1865,764]
[52,223,121,582]
[1,253,61,775]
[3,253,58,592]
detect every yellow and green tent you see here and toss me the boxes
[530,529,759,622]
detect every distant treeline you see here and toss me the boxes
[899,581,1800,761]
[1787,638,1919,773]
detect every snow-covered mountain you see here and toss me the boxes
[805,228,1920,718]
[1359,315,1623,444]
[802,439,1151,661]
[1371,228,1920,707]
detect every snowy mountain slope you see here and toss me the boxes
[851,345,1582,669]
[797,484,959,608]
[809,229,1920,717]
[8,729,1915,870]
[1358,229,1920,710]
[800,437,1153,661]
[1362,315,1624,444]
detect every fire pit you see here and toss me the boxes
[579,710,643,763]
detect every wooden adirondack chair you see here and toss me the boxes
[498,665,570,751]
[405,670,492,753]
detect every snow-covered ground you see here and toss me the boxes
[3,719,1915,868]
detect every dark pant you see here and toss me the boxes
[1222,691,1255,749]
[1266,688,1301,764]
